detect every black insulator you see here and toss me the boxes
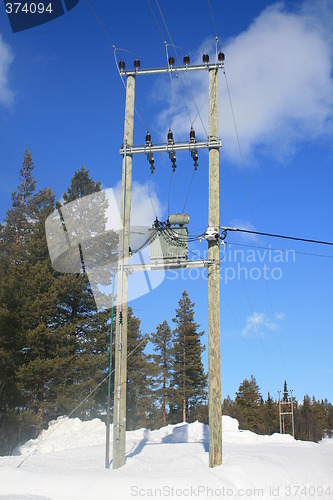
[218,51,225,62]
[191,149,198,170]
[190,127,196,142]
[167,129,174,143]
[119,311,123,324]
[202,53,209,63]
[183,55,190,65]
[145,131,152,145]
[134,59,141,69]
[169,151,176,171]
[153,217,160,228]
[147,152,155,173]
[168,56,175,66]
[119,60,125,70]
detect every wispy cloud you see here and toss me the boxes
[159,0,333,164]
[0,35,14,106]
[112,180,164,227]
[242,311,285,337]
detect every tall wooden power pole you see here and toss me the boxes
[112,74,135,469]
[208,67,222,467]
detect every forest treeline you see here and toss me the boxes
[0,151,332,455]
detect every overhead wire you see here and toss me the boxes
[85,0,152,134]
[16,331,149,468]
[152,0,209,138]
[228,241,333,260]
[113,46,152,132]
[222,65,289,384]
[223,227,333,247]
[148,173,158,219]
[165,43,176,129]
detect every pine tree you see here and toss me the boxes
[0,150,40,453]
[3,149,36,266]
[150,320,173,427]
[15,166,111,433]
[235,375,262,432]
[264,392,279,435]
[169,291,207,423]
[126,308,153,430]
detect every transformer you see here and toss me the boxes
[149,214,189,264]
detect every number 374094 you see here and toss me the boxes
[5,3,53,14]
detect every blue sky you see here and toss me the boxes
[0,0,332,404]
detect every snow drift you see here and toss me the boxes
[0,416,332,500]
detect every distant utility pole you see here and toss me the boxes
[113,52,224,469]
[278,389,295,438]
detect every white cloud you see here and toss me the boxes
[159,1,333,164]
[229,219,258,243]
[111,180,164,227]
[242,311,285,337]
[0,35,14,106]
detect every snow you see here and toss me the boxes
[0,416,332,500]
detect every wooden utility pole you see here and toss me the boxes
[112,74,135,469]
[208,67,222,467]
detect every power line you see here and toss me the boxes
[227,241,333,260]
[150,0,209,137]
[223,68,289,383]
[222,227,333,247]
[17,332,149,469]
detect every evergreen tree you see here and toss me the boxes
[283,380,288,402]
[235,375,262,433]
[0,150,40,453]
[169,291,207,423]
[126,308,153,430]
[150,320,173,427]
[15,166,111,433]
[264,392,279,435]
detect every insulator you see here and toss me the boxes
[134,59,141,69]
[189,127,196,143]
[183,55,190,65]
[169,151,176,171]
[167,129,174,144]
[168,56,175,66]
[153,217,160,229]
[147,152,155,174]
[119,311,123,324]
[202,54,209,64]
[145,131,152,145]
[119,60,125,70]
[218,51,225,62]
[191,149,198,170]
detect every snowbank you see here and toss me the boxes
[0,415,332,500]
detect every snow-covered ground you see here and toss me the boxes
[0,416,332,500]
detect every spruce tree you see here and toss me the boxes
[0,150,40,453]
[126,308,153,430]
[4,149,36,266]
[150,320,173,427]
[15,166,111,432]
[235,375,262,432]
[169,291,207,423]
